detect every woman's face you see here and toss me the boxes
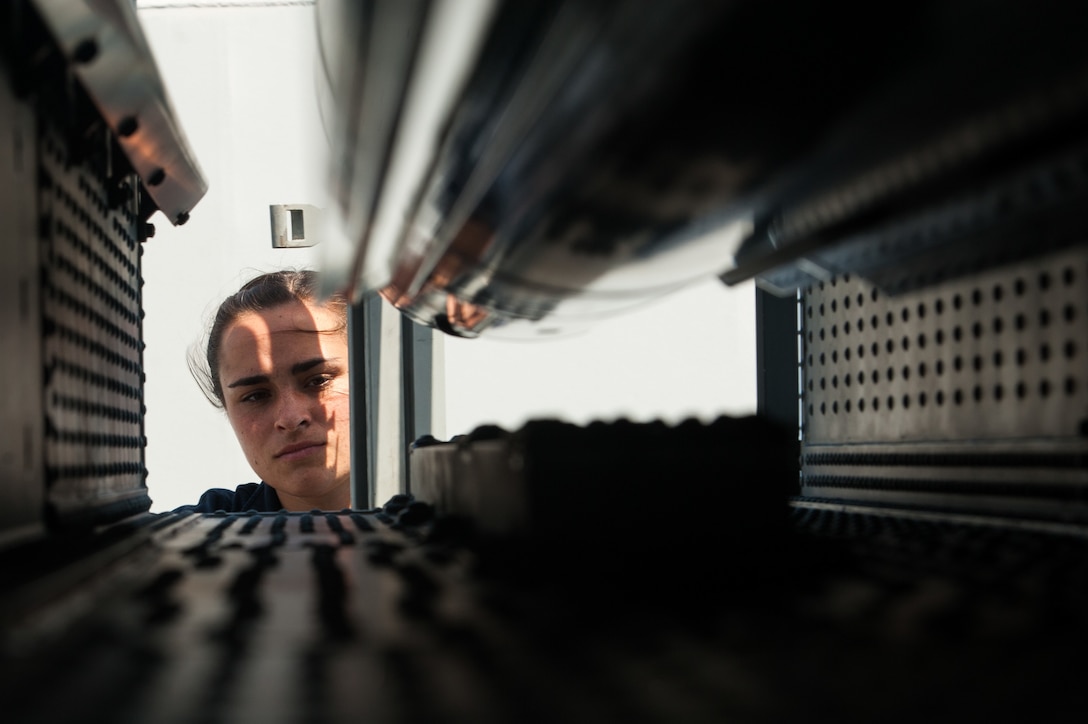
[217,300,351,510]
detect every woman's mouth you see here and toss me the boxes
[275,441,325,461]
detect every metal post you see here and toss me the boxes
[400,316,433,493]
[348,292,383,509]
[755,286,801,436]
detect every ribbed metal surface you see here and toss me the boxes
[4,504,1088,723]
[39,122,148,524]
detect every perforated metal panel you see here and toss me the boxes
[39,121,149,525]
[800,245,1088,516]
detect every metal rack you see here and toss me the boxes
[4,1,1088,722]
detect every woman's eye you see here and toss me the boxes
[240,390,270,403]
[307,374,334,389]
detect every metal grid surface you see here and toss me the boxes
[39,121,148,525]
[800,244,1088,514]
[4,504,1088,723]
[803,245,1088,443]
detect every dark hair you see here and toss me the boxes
[190,270,349,408]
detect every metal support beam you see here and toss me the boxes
[755,286,800,436]
[348,292,383,509]
[400,316,433,493]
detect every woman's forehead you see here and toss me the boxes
[236,300,342,333]
[220,302,346,365]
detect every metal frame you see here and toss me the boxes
[348,292,383,509]
[0,61,44,546]
[349,292,435,507]
[755,286,801,437]
[31,0,207,225]
[400,315,433,493]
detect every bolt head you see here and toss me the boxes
[73,38,98,64]
[117,116,139,137]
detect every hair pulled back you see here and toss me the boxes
[191,270,349,408]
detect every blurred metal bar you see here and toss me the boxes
[0,56,44,547]
[31,0,208,225]
[399,316,433,492]
[348,293,382,509]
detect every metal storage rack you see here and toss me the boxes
[4,1,1088,722]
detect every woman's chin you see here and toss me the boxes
[273,473,350,508]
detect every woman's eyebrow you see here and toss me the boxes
[291,357,338,375]
[227,373,268,389]
[226,358,338,389]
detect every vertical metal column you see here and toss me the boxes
[351,296,435,506]
[756,286,801,437]
[400,316,433,493]
[0,62,43,546]
[348,292,383,509]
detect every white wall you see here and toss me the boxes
[137,1,758,511]
[441,279,756,435]
[139,3,327,510]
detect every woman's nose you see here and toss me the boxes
[274,390,312,430]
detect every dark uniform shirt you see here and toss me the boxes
[176,482,283,514]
